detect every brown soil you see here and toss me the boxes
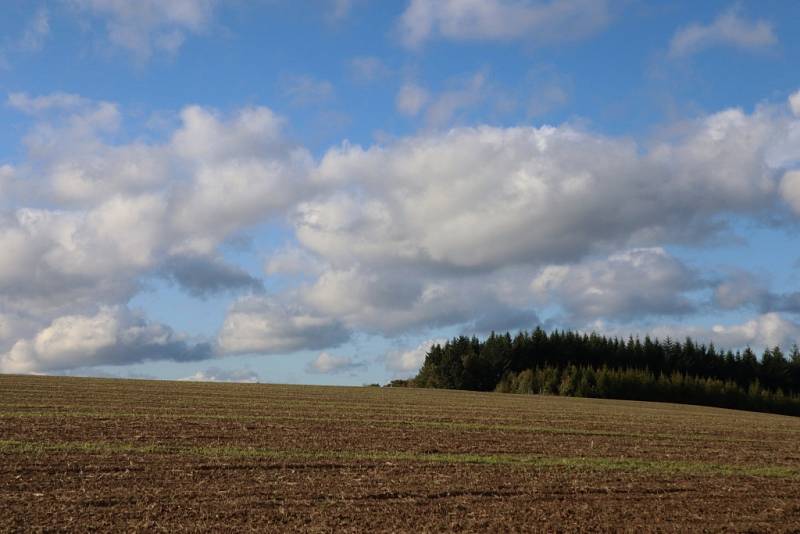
[2,375,800,532]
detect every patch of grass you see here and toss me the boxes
[0,410,771,444]
[1,439,796,479]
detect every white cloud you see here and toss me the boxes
[13,97,311,248]
[645,313,800,352]
[780,170,800,214]
[712,270,800,315]
[0,306,213,374]
[385,338,445,375]
[296,263,538,335]
[275,99,800,336]
[0,95,313,369]
[217,296,350,355]
[69,0,218,60]
[170,104,286,165]
[311,106,791,273]
[531,248,701,322]
[790,91,800,118]
[0,199,164,322]
[398,0,611,49]
[181,366,259,383]
[668,7,777,58]
[6,89,800,372]
[395,83,429,116]
[168,106,315,248]
[14,96,168,206]
[306,351,364,374]
[712,271,768,311]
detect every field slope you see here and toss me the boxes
[2,375,800,531]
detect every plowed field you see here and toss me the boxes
[2,375,800,532]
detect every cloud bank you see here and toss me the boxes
[3,89,800,373]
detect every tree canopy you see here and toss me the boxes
[413,328,800,416]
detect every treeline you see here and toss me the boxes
[413,328,800,416]
[496,366,800,416]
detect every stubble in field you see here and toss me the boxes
[2,375,800,531]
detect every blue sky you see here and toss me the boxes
[1,0,799,385]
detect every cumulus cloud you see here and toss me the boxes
[0,199,164,321]
[306,351,365,374]
[13,95,170,206]
[6,88,800,372]
[217,296,350,355]
[780,171,800,214]
[12,97,311,247]
[531,248,702,322]
[712,271,768,311]
[668,7,777,58]
[294,262,540,335]
[0,95,313,370]
[69,0,218,60]
[159,254,263,298]
[644,313,800,352]
[713,270,800,315]
[170,106,314,253]
[0,306,213,374]
[311,105,794,273]
[267,98,800,338]
[790,91,800,118]
[398,0,611,49]
[181,366,259,383]
[385,338,445,375]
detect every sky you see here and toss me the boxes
[1,0,800,385]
